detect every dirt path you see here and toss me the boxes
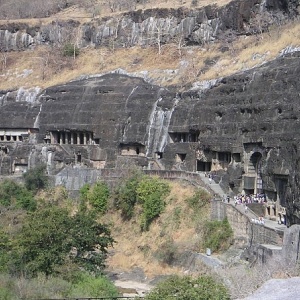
[114,279,153,297]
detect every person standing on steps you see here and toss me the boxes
[208,173,212,184]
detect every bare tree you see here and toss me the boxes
[0,49,8,71]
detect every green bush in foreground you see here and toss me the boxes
[67,273,119,298]
[0,272,118,299]
[145,275,230,300]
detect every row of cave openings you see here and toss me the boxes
[44,130,100,145]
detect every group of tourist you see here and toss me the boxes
[251,216,265,225]
[233,193,266,205]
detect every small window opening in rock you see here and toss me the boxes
[136,147,140,155]
[156,152,163,159]
[277,108,282,114]
[219,152,231,163]
[232,153,241,163]
[19,136,23,142]
[240,108,245,114]
[94,138,100,144]
[176,153,186,162]
[0,136,4,141]
[1,147,8,154]
[197,160,211,172]
[13,136,17,141]
[6,136,11,141]
[215,111,223,119]
[77,153,82,163]
[229,182,235,189]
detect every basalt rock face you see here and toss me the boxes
[0,0,298,51]
[1,52,300,225]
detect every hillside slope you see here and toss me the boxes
[0,0,299,90]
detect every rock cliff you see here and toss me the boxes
[0,0,298,51]
[1,49,300,225]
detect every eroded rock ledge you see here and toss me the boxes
[0,0,298,51]
[0,51,300,225]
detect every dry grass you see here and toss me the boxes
[0,0,232,26]
[1,12,300,91]
[102,180,211,279]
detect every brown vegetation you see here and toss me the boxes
[1,18,300,91]
[102,180,211,278]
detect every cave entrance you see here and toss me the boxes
[77,153,82,163]
[249,152,263,194]
[197,160,211,172]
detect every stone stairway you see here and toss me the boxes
[197,172,286,232]
[197,172,227,200]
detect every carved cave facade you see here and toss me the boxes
[1,52,300,225]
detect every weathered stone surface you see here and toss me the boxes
[0,0,298,51]
[241,277,300,300]
[1,51,300,226]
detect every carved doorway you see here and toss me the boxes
[249,152,263,194]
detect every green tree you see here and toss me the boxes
[113,173,140,220]
[145,275,230,300]
[137,176,170,231]
[9,205,114,277]
[13,206,72,276]
[0,180,36,211]
[70,210,115,274]
[23,165,48,193]
[88,182,110,214]
[79,183,90,212]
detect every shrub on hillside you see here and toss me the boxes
[137,176,170,231]
[79,183,90,211]
[154,238,178,265]
[87,182,110,214]
[145,275,230,300]
[63,43,80,58]
[23,165,48,193]
[186,188,211,211]
[203,218,233,253]
[113,173,140,220]
[0,180,36,211]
